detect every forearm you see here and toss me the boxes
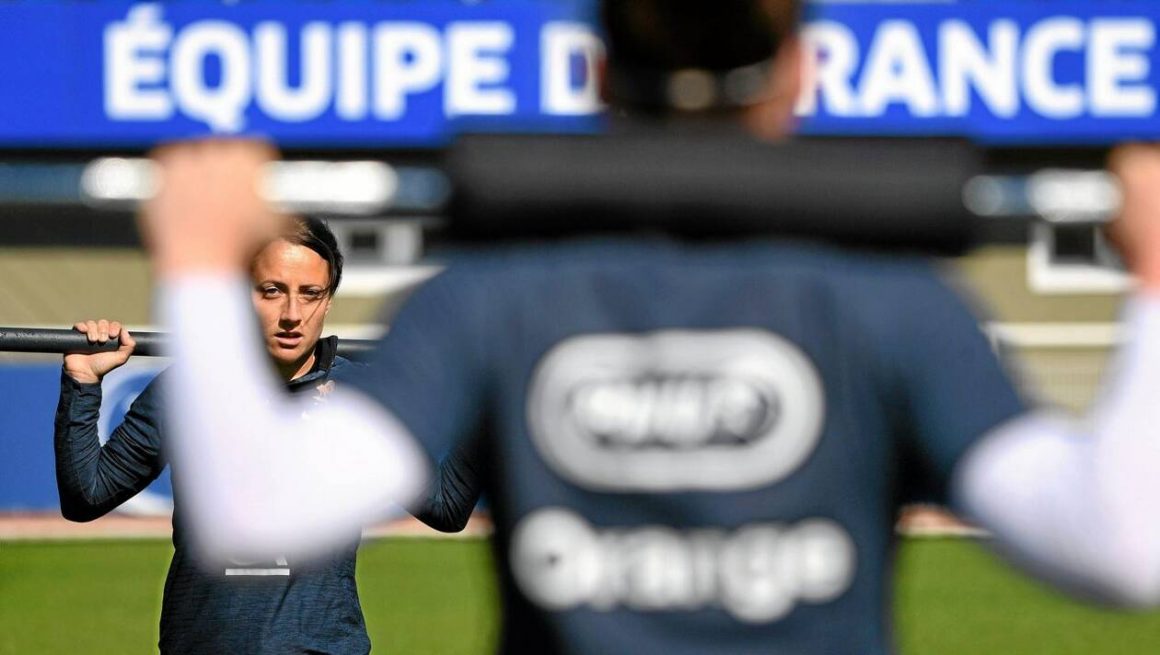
[160,275,427,561]
[955,296,1160,606]
[411,439,483,533]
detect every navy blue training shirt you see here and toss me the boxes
[55,340,372,654]
[350,237,1025,655]
[55,336,482,654]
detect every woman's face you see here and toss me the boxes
[250,239,333,380]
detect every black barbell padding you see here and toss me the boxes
[445,132,984,255]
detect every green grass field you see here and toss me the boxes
[3,537,1160,654]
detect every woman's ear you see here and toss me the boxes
[746,35,805,141]
[596,52,610,106]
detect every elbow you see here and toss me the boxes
[427,515,470,534]
[412,491,477,533]
[59,505,104,523]
[1060,524,1160,609]
[1087,575,1160,610]
[1107,582,1160,610]
[443,516,471,534]
[57,492,109,523]
[414,509,469,534]
[1094,548,1160,609]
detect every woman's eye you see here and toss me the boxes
[262,287,281,298]
[301,289,325,302]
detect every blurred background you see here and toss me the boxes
[0,0,1156,653]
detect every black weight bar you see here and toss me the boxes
[0,327,376,359]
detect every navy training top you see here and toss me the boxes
[348,237,1025,655]
[54,336,482,654]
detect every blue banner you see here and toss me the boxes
[796,1,1160,144]
[0,1,1157,147]
[0,363,170,514]
[0,1,602,148]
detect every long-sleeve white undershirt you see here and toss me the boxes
[954,297,1160,606]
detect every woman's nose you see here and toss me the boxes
[281,297,302,323]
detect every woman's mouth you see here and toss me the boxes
[274,332,303,348]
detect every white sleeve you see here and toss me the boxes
[159,275,427,562]
[955,296,1160,606]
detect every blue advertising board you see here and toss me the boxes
[0,0,602,149]
[797,1,1160,144]
[0,1,1157,147]
[0,363,170,514]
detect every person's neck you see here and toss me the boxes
[277,351,316,382]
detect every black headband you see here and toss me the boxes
[606,58,775,113]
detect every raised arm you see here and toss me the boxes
[954,144,1160,606]
[54,321,165,521]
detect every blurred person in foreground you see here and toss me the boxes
[139,1,1160,653]
[54,216,480,654]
